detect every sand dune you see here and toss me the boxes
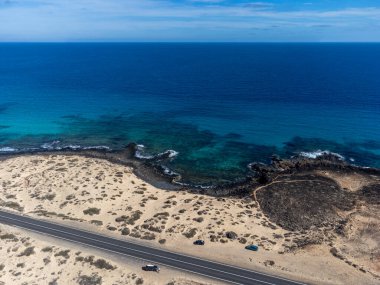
[0,155,378,285]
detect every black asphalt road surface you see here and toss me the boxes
[0,210,306,285]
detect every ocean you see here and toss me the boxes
[1,43,380,185]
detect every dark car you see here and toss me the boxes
[193,239,205,245]
[142,265,160,272]
[245,245,259,251]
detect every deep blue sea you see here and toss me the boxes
[1,43,380,184]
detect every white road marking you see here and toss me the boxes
[25,211,306,285]
[0,211,306,285]
[0,213,278,285]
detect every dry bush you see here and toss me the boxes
[18,246,35,257]
[83,208,101,216]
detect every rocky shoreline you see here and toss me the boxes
[1,143,380,197]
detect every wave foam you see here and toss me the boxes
[160,165,180,177]
[0,147,18,152]
[134,146,179,161]
[135,144,154,159]
[299,150,345,160]
[82,146,110,150]
[41,140,61,150]
[161,150,179,158]
[0,142,110,154]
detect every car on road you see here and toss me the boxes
[193,239,205,245]
[142,264,160,272]
[245,245,259,251]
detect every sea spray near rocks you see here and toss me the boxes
[0,142,111,154]
[134,144,178,161]
[298,150,345,161]
[0,147,18,152]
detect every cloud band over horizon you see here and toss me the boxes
[0,0,380,42]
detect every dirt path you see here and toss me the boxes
[253,177,336,206]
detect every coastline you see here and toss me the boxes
[0,152,379,284]
[0,144,180,191]
[1,143,380,194]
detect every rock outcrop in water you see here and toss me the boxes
[250,153,380,180]
[199,152,380,197]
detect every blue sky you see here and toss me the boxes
[0,0,380,42]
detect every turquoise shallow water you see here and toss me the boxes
[1,43,380,184]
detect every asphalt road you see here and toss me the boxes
[0,210,306,285]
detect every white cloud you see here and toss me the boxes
[0,0,379,41]
[188,0,225,3]
[242,2,274,10]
